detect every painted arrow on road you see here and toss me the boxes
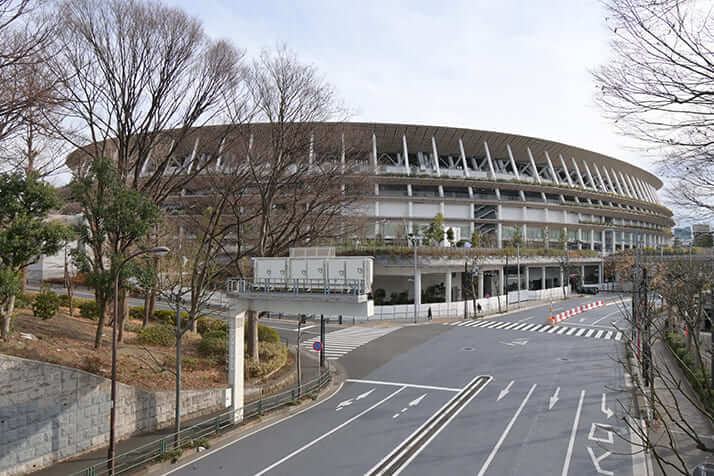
[393,393,429,419]
[356,389,375,401]
[410,393,427,407]
[601,393,613,419]
[549,387,560,410]
[336,399,353,411]
[497,381,514,401]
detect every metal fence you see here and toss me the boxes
[69,371,332,476]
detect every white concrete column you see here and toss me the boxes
[415,271,422,306]
[599,263,604,285]
[497,223,503,248]
[228,310,245,423]
[478,272,484,299]
[498,267,504,296]
[541,266,546,290]
[445,271,452,303]
[580,264,585,282]
[402,134,410,176]
[524,266,530,291]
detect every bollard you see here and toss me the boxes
[339,314,343,325]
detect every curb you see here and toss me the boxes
[142,365,345,476]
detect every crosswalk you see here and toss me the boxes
[442,319,623,341]
[301,326,398,360]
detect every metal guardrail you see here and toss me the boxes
[69,371,332,476]
[226,278,367,296]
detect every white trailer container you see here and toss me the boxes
[252,256,373,292]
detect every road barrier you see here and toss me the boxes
[547,300,604,325]
[68,371,332,476]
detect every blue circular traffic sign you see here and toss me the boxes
[313,341,322,351]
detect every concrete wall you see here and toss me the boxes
[0,354,229,476]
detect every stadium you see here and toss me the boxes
[56,122,673,313]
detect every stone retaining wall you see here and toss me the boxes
[0,354,228,475]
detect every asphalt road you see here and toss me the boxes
[162,293,642,476]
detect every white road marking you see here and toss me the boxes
[477,384,537,476]
[595,330,605,339]
[539,325,551,332]
[549,387,560,410]
[588,423,614,444]
[344,379,461,393]
[254,387,407,476]
[576,328,587,337]
[605,331,613,340]
[587,447,614,476]
[547,326,559,333]
[601,393,614,419]
[504,322,520,330]
[615,332,622,341]
[565,328,578,336]
[592,310,620,326]
[561,390,586,476]
[557,327,569,335]
[356,389,375,401]
[368,376,492,476]
[409,393,428,407]
[585,329,595,338]
[163,381,346,475]
[497,381,514,401]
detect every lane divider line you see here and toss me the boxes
[366,375,493,476]
[476,383,537,476]
[254,387,407,476]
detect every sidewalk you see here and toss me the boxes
[29,349,325,476]
[642,338,714,475]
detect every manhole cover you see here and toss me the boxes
[462,347,475,351]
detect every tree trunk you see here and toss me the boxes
[1,295,16,340]
[21,267,27,295]
[118,288,128,343]
[145,289,156,328]
[93,294,109,349]
[68,281,74,316]
[143,292,150,327]
[247,310,259,363]
[174,298,182,447]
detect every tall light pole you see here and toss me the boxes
[108,246,169,474]
[516,244,521,306]
[408,233,419,324]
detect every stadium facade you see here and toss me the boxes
[60,123,674,307]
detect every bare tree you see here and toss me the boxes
[50,0,249,199]
[611,257,714,475]
[0,0,58,147]
[593,0,714,218]
[226,46,368,362]
[49,0,250,343]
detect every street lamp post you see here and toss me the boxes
[108,246,169,474]
[408,233,419,324]
[516,244,521,307]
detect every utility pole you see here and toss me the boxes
[320,314,325,368]
[409,234,418,324]
[297,314,305,397]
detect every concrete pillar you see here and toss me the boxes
[498,267,504,296]
[581,264,585,283]
[541,266,546,290]
[415,271,422,306]
[445,271,452,303]
[599,263,604,285]
[524,266,530,291]
[478,272,484,299]
[228,310,245,423]
[497,223,503,248]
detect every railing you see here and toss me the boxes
[226,278,367,296]
[69,371,331,476]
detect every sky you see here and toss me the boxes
[165,0,658,178]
